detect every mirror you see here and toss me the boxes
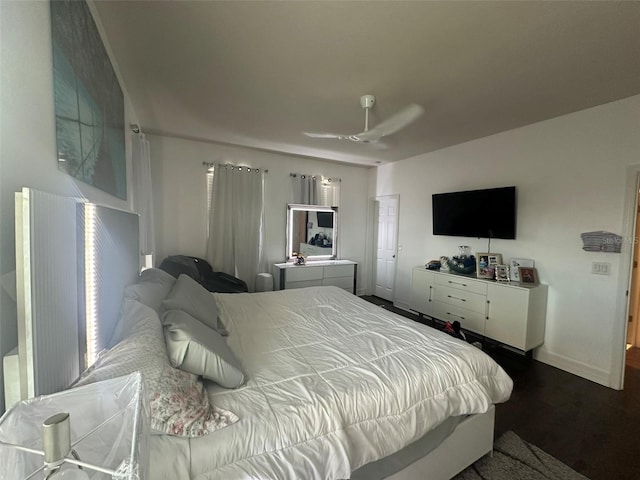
[286,204,338,261]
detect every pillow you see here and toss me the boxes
[76,299,239,437]
[162,274,221,332]
[123,268,176,313]
[163,309,245,388]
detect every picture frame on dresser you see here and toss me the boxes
[510,258,535,281]
[519,267,538,284]
[495,265,510,282]
[476,253,502,280]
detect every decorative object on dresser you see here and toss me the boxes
[410,267,548,352]
[518,267,538,284]
[273,260,357,293]
[509,258,534,282]
[426,259,442,270]
[439,256,451,272]
[476,253,502,280]
[495,265,510,282]
[447,255,477,274]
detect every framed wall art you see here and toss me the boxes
[50,0,126,199]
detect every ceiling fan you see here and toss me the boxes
[303,95,424,146]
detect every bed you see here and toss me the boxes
[6,193,512,479]
[96,271,511,480]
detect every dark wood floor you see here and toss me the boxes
[360,295,640,480]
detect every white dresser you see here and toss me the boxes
[410,267,547,352]
[273,260,357,294]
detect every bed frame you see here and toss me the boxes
[387,405,494,479]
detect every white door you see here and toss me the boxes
[374,195,399,301]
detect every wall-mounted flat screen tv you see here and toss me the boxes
[432,186,516,239]
[316,211,334,228]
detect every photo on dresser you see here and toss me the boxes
[495,264,510,282]
[510,258,535,281]
[477,253,494,279]
[476,253,502,279]
[519,267,538,284]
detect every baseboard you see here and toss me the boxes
[392,300,413,312]
[535,349,611,387]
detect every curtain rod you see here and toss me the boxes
[290,172,341,182]
[202,162,268,173]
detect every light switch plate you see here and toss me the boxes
[592,262,611,275]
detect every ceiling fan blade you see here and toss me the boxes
[303,131,352,140]
[358,103,424,141]
[369,141,388,150]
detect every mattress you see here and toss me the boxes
[150,286,513,479]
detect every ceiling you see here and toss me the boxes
[93,1,640,167]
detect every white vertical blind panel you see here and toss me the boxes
[25,188,79,396]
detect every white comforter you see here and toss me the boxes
[150,286,512,480]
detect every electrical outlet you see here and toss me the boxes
[592,262,611,275]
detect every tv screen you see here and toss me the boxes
[317,211,333,228]
[432,186,516,239]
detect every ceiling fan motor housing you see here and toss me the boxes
[360,95,375,109]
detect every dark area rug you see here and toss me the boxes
[453,431,589,480]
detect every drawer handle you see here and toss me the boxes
[448,280,468,287]
[428,285,433,302]
[447,295,466,302]
[446,312,465,320]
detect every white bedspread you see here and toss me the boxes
[150,286,513,480]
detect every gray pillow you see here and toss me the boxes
[163,309,245,388]
[162,274,221,332]
[123,268,176,313]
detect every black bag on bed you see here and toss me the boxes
[159,255,248,293]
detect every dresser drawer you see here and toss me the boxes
[434,286,487,314]
[323,264,354,278]
[285,279,323,289]
[286,266,323,282]
[433,303,485,336]
[435,274,487,295]
[322,275,353,290]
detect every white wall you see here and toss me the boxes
[372,95,640,388]
[149,135,371,290]
[0,0,137,412]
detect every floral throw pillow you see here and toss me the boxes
[150,365,238,436]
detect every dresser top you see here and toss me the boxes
[274,259,356,269]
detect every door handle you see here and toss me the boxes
[392,254,396,258]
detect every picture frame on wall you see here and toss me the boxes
[510,258,535,281]
[518,267,538,284]
[50,0,126,200]
[477,252,502,279]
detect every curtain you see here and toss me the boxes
[131,133,155,259]
[206,165,265,292]
[291,174,340,206]
[291,174,318,204]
